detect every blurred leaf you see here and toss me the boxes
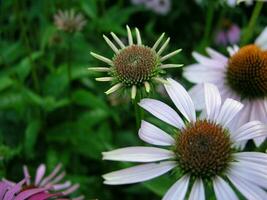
[73,89,108,110]
[13,51,43,81]
[81,0,97,19]
[0,77,13,91]
[24,119,42,157]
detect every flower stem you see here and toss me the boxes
[241,1,264,45]
[67,33,73,92]
[133,91,142,131]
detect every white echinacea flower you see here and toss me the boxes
[184,27,267,147]
[102,79,267,200]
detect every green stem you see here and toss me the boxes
[201,3,215,49]
[241,1,264,45]
[133,91,142,131]
[67,33,73,92]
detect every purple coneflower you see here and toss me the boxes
[23,163,84,200]
[215,20,240,46]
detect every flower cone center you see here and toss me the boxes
[113,45,158,86]
[175,120,231,178]
[226,45,267,99]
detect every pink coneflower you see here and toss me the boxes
[0,178,64,200]
[23,163,84,200]
[145,0,171,15]
[215,20,240,46]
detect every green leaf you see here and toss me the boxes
[81,0,97,19]
[73,89,108,110]
[143,176,175,196]
[24,119,42,157]
[0,77,13,91]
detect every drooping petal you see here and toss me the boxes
[138,120,175,146]
[227,171,267,200]
[102,146,175,162]
[164,78,196,122]
[162,175,190,200]
[204,83,221,121]
[15,188,47,200]
[231,121,267,142]
[189,179,205,200]
[139,99,185,129]
[192,52,226,68]
[103,161,177,185]
[216,98,243,128]
[213,176,238,200]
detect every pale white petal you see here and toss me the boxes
[126,25,133,45]
[103,35,119,53]
[183,64,225,83]
[87,67,110,72]
[227,46,239,56]
[90,52,113,66]
[135,28,142,45]
[157,37,170,56]
[160,49,182,62]
[139,98,185,129]
[102,146,174,162]
[189,179,205,200]
[213,176,238,200]
[152,33,165,50]
[188,84,205,110]
[138,120,175,146]
[216,98,243,127]
[204,83,221,121]
[111,32,125,49]
[103,161,177,185]
[95,77,114,82]
[255,27,267,49]
[160,64,184,69]
[249,100,267,146]
[131,85,137,99]
[228,171,267,200]
[192,52,226,68]
[144,82,150,93]
[164,78,196,122]
[231,121,267,142]
[206,47,228,63]
[163,175,190,200]
[234,152,267,166]
[105,83,123,95]
[229,162,267,189]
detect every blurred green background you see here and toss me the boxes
[0,0,266,199]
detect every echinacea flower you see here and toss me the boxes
[54,9,87,33]
[23,163,84,200]
[215,20,240,46]
[102,79,267,200]
[145,0,171,15]
[89,26,182,99]
[0,178,64,200]
[184,27,267,147]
